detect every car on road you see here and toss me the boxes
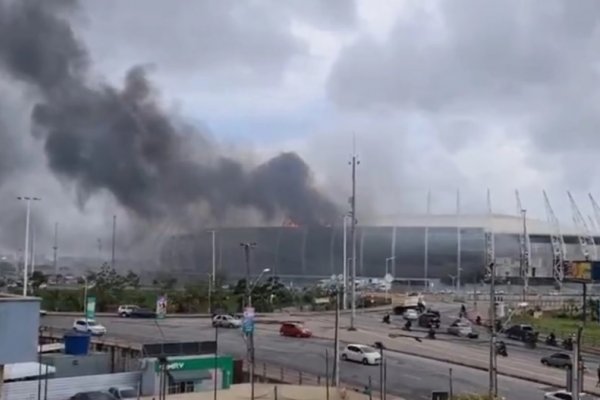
[544,390,588,400]
[447,320,478,338]
[403,309,418,320]
[108,386,137,400]
[39,309,47,316]
[73,319,107,336]
[418,311,440,328]
[541,352,572,369]
[128,308,156,319]
[69,391,117,400]
[117,305,139,317]
[212,314,242,328]
[341,344,381,365]
[280,322,312,338]
[504,324,533,340]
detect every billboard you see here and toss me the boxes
[156,295,167,319]
[563,261,600,281]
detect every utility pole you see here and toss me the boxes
[520,209,529,301]
[209,231,217,286]
[456,189,461,292]
[111,215,116,269]
[17,196,40,296]
[349,141,359,331]
[333,282,341,387]
[240,242,256,400]
[488,262,497,399]
[424,190,431,291]
[53,223,58,278]
[342,215,348,310]
[30,227,36,275]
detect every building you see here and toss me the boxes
[160,214,600,284]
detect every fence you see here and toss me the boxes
[245,360,391,399]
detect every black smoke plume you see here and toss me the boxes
[0,0,338,226]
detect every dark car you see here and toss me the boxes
[129,308,156,318]
[418,312,441,328]
[505,324,534,341]
[69,391,118,400]
[541,352,572,369]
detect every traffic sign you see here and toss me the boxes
[384,273,394,284]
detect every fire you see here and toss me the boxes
[282,218,300,228]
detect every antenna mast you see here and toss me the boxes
[543,190,566,287]
[516,190,531,296]
[567,191,597,260]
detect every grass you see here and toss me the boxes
[512,313,600,346]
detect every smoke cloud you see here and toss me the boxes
[0,0,338,227]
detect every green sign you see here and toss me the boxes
[85,296,96,320]
[155,355,233,389]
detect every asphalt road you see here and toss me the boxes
[43,315,557,400]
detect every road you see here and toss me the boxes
[43,315,557,400]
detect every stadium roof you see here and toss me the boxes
[369,213,588,236]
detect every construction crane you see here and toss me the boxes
[543,190,566,287]
[567,191,597,261]
[515,190,531,294]
[484,189,495,278]
[589,193,600,233]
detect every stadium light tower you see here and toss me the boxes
[348,138,360,331]
[17,196,41,296]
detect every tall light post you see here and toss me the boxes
[208,231,217,287]
[342,214,349,310]
[17,196,40,296]
[240,242,257,400]
[348,148,359,331]
[385,257,395,301]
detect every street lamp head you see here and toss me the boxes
[263,268,271,273]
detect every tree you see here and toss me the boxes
[125,271,141,288]
[30,271,48,290]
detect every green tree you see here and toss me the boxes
[30,271,48,291]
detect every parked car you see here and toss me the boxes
[418,312,440,328]
[280,322,312,338]
[129,308,156,319]
[73,319,107,336]
[505,324,534,340]
[541,352,572,369]
[341,344,382,365]
[447,320,476,337]
[108,386,137,400]
[39,309,47,316]
[69,391,117,400]
[544,390,588,400]
[117,305,139,317]
[212,314,242,328]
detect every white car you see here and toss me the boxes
[403,309,419,320]
[544,390,588,400]
[341,344,381,365]
[212,314,242,328]
[118,305,139,317]
[73,319,107,336]
[447,320,474,336]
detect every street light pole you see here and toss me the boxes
[18,196,40,296]
[349,149,359,331]
[209,231,217,286]
[240,242,257,400]
[342,215,348,310]
[488,262,497,399]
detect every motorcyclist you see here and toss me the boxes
[563,337,574,350]
[475,315,482,325]
[546,332,557,346]
[382,314,390,324]
[404,320,412,331]
[428,322,436,339]
[496,341,507,356]
[460,304,467,318]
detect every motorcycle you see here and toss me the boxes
[562,338,573,351]
[545,334,557,347]
[382,314,391,324]
[402,320,412,331]
[495,342,508,357]
[428,327,436,339]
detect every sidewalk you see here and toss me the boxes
[256,317,600,396]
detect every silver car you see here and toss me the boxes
[447,320,473,336]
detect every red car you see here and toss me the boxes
[280,322,312,338]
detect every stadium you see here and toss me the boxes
[160,214,598,284]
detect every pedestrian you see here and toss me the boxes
[596,364,600,387]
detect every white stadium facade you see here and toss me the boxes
[160,214,598,284]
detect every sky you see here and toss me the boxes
[1,0,600,258]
